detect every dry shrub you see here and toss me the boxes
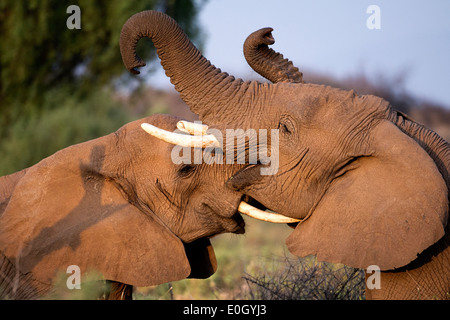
[243,255,365,300]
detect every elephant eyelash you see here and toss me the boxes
[278,116,295,135]
[177,164,197,178]
[280,123,290,134]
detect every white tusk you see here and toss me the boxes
[141,123,220,148]
[177,120,209,135]
[238,201,302,224]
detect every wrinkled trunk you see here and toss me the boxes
[120,11,251,122]
[243,27,303,84]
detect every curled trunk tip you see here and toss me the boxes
[119,10,249,120]
[244,27,303,84]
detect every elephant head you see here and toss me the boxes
[0,114,245,299]
[239,28,450,272]
[120,11,449,278]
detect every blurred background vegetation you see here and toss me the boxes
[0,0,204,175]
[1,1,450,300]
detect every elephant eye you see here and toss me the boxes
[178,164,197,178]
[280,123,291,134]
[278,115,295,135]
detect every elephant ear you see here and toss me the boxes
[286,121,448,270]
[0,141,216,288]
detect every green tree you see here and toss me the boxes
[0,0,206,175]
[0,0,205,129]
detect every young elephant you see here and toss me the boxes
[0,114,245,299]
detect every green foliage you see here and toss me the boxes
[0,0,205,129]
[0,86,137,176]
[0,0,204,174]
[42,269,109,300]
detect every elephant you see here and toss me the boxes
[0,114,247,299]
[120,11,450,299]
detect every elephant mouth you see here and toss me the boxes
[201,203,246,235]
[238,196,302,226]
[229,212,246,234]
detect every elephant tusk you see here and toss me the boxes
[177,120,209,135]
[141,123,220,148]
[238,201,302,224]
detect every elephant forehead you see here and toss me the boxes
[276,83,389,124]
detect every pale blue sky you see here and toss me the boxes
[147,0,450,108]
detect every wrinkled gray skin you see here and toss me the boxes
[0,114,244,299]
[121,11,449,299]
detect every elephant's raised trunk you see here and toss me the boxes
[243,28,303,84]
[120,10,249,120]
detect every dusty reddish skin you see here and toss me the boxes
[120,11,449,299]
[0,114,244,299]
